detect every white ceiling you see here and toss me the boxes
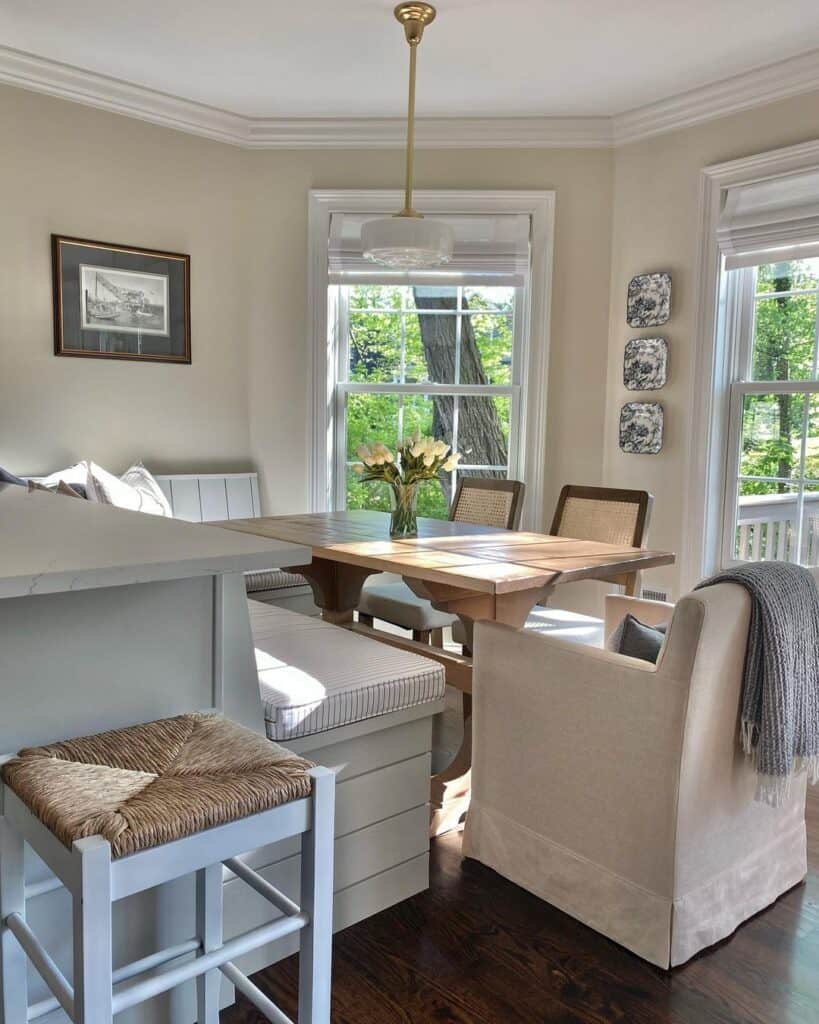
[2,0,819,119]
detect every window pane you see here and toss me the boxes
[463,286,515,313]
[462,312,513,385]
[802,483,819,566]
[348,311,402,383]
[402,393,455,519]
[739,393,805,481]
[349,285,404,311]
[457,396,510,468]
[346,466,393,513]
[405,286,457,384]
[735,482,799,562]
[755,258,819,295]
[346,393,400,461]
[806,394,819,480]
[462,287,515,385]
[751,293,816,381]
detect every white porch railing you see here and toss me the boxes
[736,492,819,564]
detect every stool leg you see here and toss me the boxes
[195,864,223,1024]
[298,767,335,1024]
[72,837,112,1024]
[1,806,27,1024]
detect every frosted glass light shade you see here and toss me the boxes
[361,215,455,269]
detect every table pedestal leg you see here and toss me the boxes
[292,558,378,624]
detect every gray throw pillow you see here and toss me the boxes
[0,467,25,486]
[609,614,668,664]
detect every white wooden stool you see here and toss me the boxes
[0,713,335,1024]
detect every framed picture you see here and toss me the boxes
[52,235,190,363]
[623,337,668,390]
[626,272,671,328]
[619,401,664,454]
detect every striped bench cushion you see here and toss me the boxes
[245,569,307,593]
[249,601,445,741]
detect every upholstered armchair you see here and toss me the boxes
[463,584,808,968]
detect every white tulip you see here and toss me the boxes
[352,463,365,474]
[363,456,375,467]
[356,444,371,459]
[433,440,448,456]
[442,457,456,471]
[384,451,394,463]
[410,443,424,458]
[423,453,435,467]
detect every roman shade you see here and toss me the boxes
[718,167,819,270]
[328,211,531,286]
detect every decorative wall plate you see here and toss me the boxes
[619,402,664,454]
[624,337,668,390]
[627,273,671,327]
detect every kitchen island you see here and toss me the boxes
[0,484,308,1023]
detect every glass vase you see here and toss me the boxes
[389,482,419,538]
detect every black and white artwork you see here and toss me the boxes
[53,235,190,363]
[80,265,169,336]
[623,337,668,390]
[619,402,664,454]
[627,273,671,327]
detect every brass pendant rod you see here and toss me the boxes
[402,40,418,217]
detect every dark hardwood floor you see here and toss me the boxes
[223,787,819,1024]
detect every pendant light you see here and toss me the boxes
[361,3,454,269]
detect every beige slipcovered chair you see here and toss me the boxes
[358,478,525,644]
[463,585,808,968]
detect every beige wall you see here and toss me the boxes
[0,86,256,476]
[604,89,819,601]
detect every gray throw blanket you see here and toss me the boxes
[695,562,819,806]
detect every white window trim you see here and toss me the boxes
[306,189,556,530]
[720,267,819,567]
[684,138,819,591]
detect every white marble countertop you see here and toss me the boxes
[0,485,309,599]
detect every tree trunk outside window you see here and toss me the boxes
[413,288,508,504]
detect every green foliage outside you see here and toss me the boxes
[343,286,514,518]
[740,259,819,496]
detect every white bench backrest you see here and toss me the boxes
[154,473,261,523]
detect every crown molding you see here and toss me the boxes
[0,46,249,145]
[246,115,612,149]
[0,46,612,149]
[613,48,819,145]
[1,43,818,151]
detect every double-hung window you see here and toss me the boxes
[718,168,819,566]
[325,208,534,520]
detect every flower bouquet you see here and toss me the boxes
[353,433,461,538]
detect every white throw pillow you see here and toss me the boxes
[85,461,166,516]
[120,462,172,517]
[85,461,143,511]
[37,461,92,496]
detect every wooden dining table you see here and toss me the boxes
[217,510,675,832]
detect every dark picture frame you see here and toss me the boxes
[52,235,191,363]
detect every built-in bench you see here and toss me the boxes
[221,601,446,976]
[154,472,317,615]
